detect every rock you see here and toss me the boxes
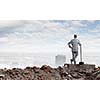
[32,67,39,73]
[0,64,99,80]
[0,74,5,79]
[40,65,52,73]
[50,69,62,80]
[95,74,100,80]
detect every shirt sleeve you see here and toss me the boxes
[68,40,72,46]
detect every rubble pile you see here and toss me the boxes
[0,64,100,80]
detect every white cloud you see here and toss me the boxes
[71,20,87,27]
[0,20,99,54]
[0,20,71,52]
[79,34,100,53]
[0,20,21,28]
[87,20,96,23]
[0,37,8,43]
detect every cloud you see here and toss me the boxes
[0,20,22,28]
[0,37,8,43]
[71,20,87,27]
[0,20,99,53]
[87,20,96,23]
[0,20,71,52]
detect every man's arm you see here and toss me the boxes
[68,40,72,48]
[78,40,82,46]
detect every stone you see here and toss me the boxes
[0,64,99,80]
[40,65,52,73]
[0,74,5,79]
[95,73,100,80]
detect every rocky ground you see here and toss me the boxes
[0,64,100,80]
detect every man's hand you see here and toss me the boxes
[69,45,72,49]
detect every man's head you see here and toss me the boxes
[74,34,77,38]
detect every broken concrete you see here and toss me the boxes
[0,64,99,80]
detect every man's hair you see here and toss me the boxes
[74,34,77,38]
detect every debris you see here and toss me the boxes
[0,64,99,80]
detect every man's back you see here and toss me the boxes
[68,38,81,52]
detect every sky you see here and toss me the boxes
[0,20,100,53]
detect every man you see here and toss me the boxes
[68,34,81,64]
